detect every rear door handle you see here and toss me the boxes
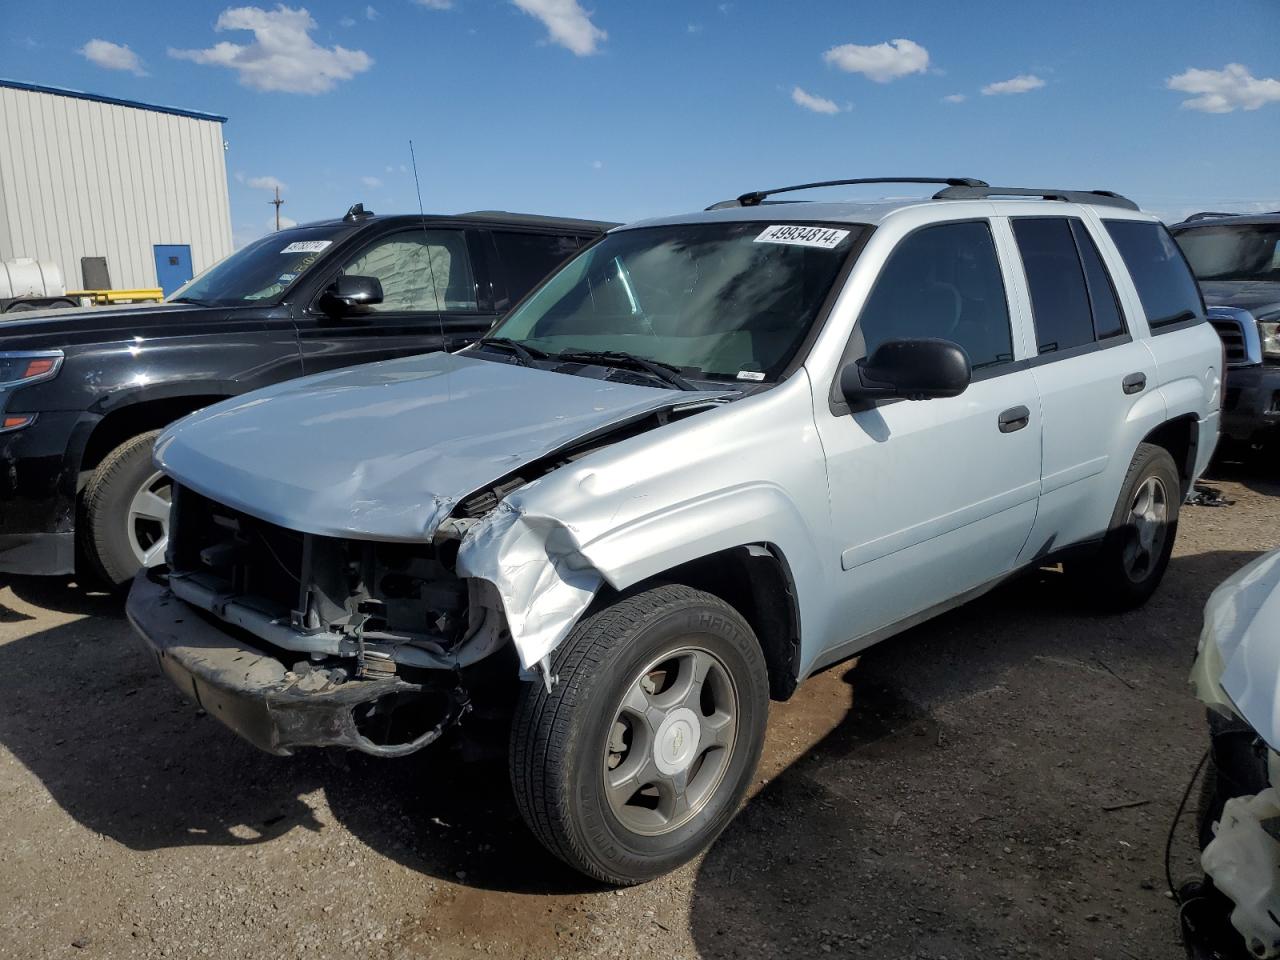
[1122,372,1147,395]
[998,405,1031,433]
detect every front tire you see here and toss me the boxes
[80,431,171,587]
[509,584,769,885]
[1073,442,1181,610]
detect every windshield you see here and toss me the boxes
[485,221,862,381]
[168,225,354,305]
[1174,223,1280,282]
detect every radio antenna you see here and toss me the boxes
[409,139,451,390]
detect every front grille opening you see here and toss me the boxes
[1210,317,1247,365]
[352,688,455,746]
[170,486,469,648]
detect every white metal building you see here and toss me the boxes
[0,79,232,294]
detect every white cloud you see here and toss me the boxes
[169,5,373,94]
[80,39,147,76]
[339,16,356,26]
[1167,63,1280,113]
[360,175,382,188]
[791,86,844,115]
[512,0,606,56]
[247,174,287,191]
[981,73,1045,96]
[413,0,453,8]
[687,23,703,34]
[270,214,298,230]
[365,4,378,18]
[823,38,928,83]
[591,159,603,169]
[942,93,966,103]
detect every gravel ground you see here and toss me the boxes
[0,460,1276,960]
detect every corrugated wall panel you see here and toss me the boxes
[0,86,232,292]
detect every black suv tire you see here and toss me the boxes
[80,431,170,587]
[509,584,769,885]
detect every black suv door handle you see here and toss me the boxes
[998,405,1030,433]
[1122,372,1146,395]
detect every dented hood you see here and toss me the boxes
[1195,549,1280,752]
[156,352,722,541]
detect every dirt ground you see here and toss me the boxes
[1,460,1277,960]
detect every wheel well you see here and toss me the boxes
[79,396,224,485]
[598,545,802,701]
[1142,415,1199,493]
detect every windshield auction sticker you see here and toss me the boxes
[280,240,332,254]
[754,225,850,249]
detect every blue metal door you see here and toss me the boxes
[153,244,193,295]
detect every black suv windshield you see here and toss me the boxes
[1174,222,1280,282]
[168,225,354,305]
[485,221,862,382]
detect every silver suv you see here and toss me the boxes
[128,178,1222,884]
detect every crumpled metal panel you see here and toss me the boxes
[1194,547,1280,753]
[154,351,725,542]
[458,372,834,671]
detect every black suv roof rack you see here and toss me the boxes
[1182,211,1242,222]
[708,177,989,210]
[932,184,1139,211]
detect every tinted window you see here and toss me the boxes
[339,229,477,313]
[1070,220,1126,340]
[493,232,583,306]
[858,221,1013,371]
[1105,221,1205,327]
[1012,218,1094,354]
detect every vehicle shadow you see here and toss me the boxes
[0,547,1263,910]
[1204,446,1280,497]
[0,602,594,894]
[687,548,1263,959]
[2,574,123,619]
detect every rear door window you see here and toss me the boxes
[1104,220,1205,328]
[1012,218,1095,354]
[1069,220,1126,340]
[492,232,584,308]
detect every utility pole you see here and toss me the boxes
[269,186,284,231]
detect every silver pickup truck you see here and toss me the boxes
[128,178,1222,884]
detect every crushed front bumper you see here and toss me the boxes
[127,571,468,757]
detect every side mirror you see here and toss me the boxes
[322,275,383,312]
[840,337,971,405]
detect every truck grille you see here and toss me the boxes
[1209,316,1247,366]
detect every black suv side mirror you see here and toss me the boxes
[840,338,971,404]
[322,275,383,312]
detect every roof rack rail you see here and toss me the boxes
[931,185,1139,211]
[1182,211,1241,222]
[708,177,989,210]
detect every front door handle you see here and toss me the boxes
[998,405,1031,433]
[1122,372,1147,395]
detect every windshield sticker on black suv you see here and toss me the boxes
[279,240,332,254]
[754,225,850,249]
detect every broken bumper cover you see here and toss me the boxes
[126,571,467,757]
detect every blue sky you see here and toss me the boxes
[6,0,1280,245]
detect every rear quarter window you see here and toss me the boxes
[1103,221,1205,329]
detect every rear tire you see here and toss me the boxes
[79,431,171,587]
[509,584,769,885]
[1071,442,1181,610]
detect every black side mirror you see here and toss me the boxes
[322,275,383,312]
[840,338,971,405]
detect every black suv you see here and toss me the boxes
[0,206,613,585]
[1171,212,1280,450]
